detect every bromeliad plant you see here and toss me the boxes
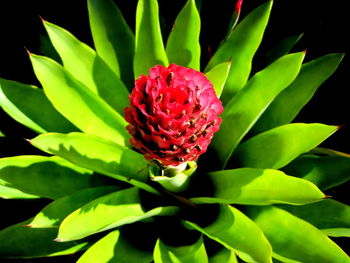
[0,0,349,262]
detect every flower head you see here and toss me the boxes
[125,64,223,166]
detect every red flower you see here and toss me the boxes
[125,64,223,166]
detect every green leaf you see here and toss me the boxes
[264,33,304,66]
[43,21,130,115]
[252,53,344,134]
[0,78,76,133]
[205,61,231,98]
[0,219,89,258]
[166,0,201,70]
[246,206,350,263]
[57,187,178,241]
[29,53,129,146]
[0,184,40,199]
[29,186,120,228]
[191,168,325,205]
[88,0,135,87]
[0,155,103,199]
[184,204,272,263]
[205,1,273,103]
[30,132,156,193]
[134,0,169,77]
[234,123,338,169]
[279,199,350,237]
[283,152,350,191]
[211,52,305,168]
[154,237,208,263]
[77,229,153,263]
[208,246,238,263]
[225,0,243,36]
[0,130,4,137]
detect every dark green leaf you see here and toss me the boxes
[184,204,272,263]
[88,0,135,87]
[134,0,168,77]
[57,187,179,241]
[154,237,208,263]
[29,186,120,228]
[205,61,231,98]
[279,199,350,237]
[283,151,350,190]
[30,132,156,193]
[29,54,129,146]
[0,219,89,258]
[246,206,350,263]
[211,52,305,168]
[253,53,344,134]
[0,185,40,199]
[234,123,338,169]
[205,1,273,103]
[191,168,325,205]
[77,229,153,263]
[0,155,103,199]
[43,21,130,114]
[166,0,201,70]
[0,78,76,133]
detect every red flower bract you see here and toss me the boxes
[125,64,223,166]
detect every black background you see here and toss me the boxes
[0,0,349,261]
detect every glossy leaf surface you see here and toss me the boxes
[88,0,135,87]
[283,153,350,190]
[43,21,130,115]
[253,53,344,134]
[78,229,153,263]
[246,206,350,263]
[30,133,154,192]
[234,123,337,169]
[57,187,178,241]
[184,204,272,263]
[205,1,273,103]
[29,186,120,228]
[205,61,231,98]
[212,52,305,168]
[154,237,208,263]
[0,155,102,199]
[0,219,89,258]
[166,0,201,70]
[0,184,40,199]
[29,54,129,146]
[0,78,76,133]
[279,199,350,237]
[134,0,168,77]
[191,168,324,205]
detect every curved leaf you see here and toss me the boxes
[166,0,201,70]
[0,184,40,199]
[0,155,103,199]
[78,229,153,263]
[184,204,272,263]
[283,153,350,190]
[43,21,130,115]
[208,246,238,263]
[211,52,305,168]
[154,237,208,263]
[234,123,338,169]
[225,0,243,36]
[57,187,178,241]
[0,78,76,133]
[191,168,325,205]
[30,132,157,193]
[29,53,129,146]
[279,199,350,237]
[29,186,120,228]
[134,0,169,77]
[253,53,344,134]
[246,206,350,263]
[205,1,273,103]
[0,219,89,258]
[88,0,135,87]
[205,61,231,98]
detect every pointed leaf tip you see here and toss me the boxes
[23,224,32,228]
[38,15,46,23]
[235,0,243,12]
[53,238,64,242]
